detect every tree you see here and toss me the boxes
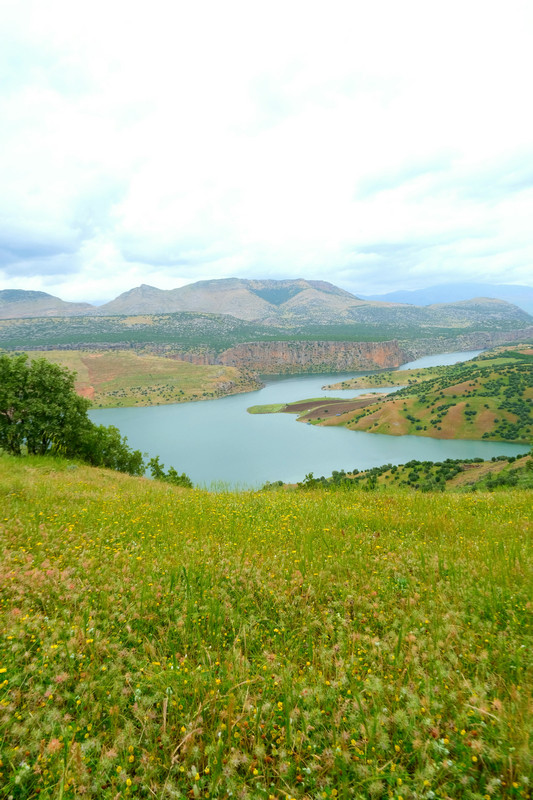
[0,353,29,455]
[0,353,145,475]
[0,353,91,456]
[148,456,193,488]
[77,423,145,475]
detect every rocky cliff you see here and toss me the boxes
[170,340,404,372]
[400,327,533,361]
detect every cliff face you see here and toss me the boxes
[171,340,404,372]
[400,327,533,361]
[167,327,533,373]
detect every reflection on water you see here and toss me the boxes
[90,350,525,488]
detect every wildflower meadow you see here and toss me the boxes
[0,454,531,799]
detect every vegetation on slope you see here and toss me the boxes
[23,350,261,408]
[0,454,531,799]
[269,351,533,444]
[0,302,531,354]
[290,453,533,493]
[324,365,449,391]
[341,352,533,443]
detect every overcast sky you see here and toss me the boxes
[1,0,532,303]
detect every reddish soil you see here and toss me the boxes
[284,397,380,420]
[78,385,96,400]
[441,381,475,396]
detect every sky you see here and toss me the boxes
[1,0,532,304]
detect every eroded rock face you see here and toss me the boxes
[171,340,404,372]
[399,327,533,361]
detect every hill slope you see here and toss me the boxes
[97,279,533,328]
[0,453,531,798]
[0,289,94,318]
[97,278,366,322]
[326,351,533,443]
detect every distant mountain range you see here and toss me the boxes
[362,282,533,316]
[1,279,532,332]
[96,278,364,322]
[0,289,94,319]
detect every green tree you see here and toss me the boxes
[78,424,145,475]
[148,456,193,487]
[0,353,92,456]
[0,353,28,454]
[0,353,145,475]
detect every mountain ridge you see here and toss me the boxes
[0,289,94,319]
[362,282,533,315]
[1,279,532,330]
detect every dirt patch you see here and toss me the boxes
[435,401,466,436]
[78,385,96,400]
[376,399,410,433]
[476,409,498,435]
[441,381,475,396]
[286,397,380,420]
[448,459,511,486]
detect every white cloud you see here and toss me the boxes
[1,0,532,302]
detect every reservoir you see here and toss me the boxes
[90,351,526,488]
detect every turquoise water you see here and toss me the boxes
[89,350,525,487]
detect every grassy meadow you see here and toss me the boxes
[0,454,531,799]
[22,351,260,408]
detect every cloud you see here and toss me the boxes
[0,0,532,301]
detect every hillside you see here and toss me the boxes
[0,453,531,798]
[293,453,533,493]
[324,351,533,443]
[97,278,363,322]
[254,349,533,443]
[24,350,262,407]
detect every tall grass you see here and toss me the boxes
[0,454,531,799]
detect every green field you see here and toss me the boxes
[247,404,286,414]
[0,454,531,799]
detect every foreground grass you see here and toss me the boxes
[0,455,531,799]
[24,350,260,408]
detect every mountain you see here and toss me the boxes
[362,283,533,315]
[96,278,366,322]
[0,290,95,319]
[1,280,532,334]
[95,279,533,327]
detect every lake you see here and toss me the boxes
[90,350,526,488]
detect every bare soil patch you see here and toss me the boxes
[78,385,96,400]
[286,397,380,420]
